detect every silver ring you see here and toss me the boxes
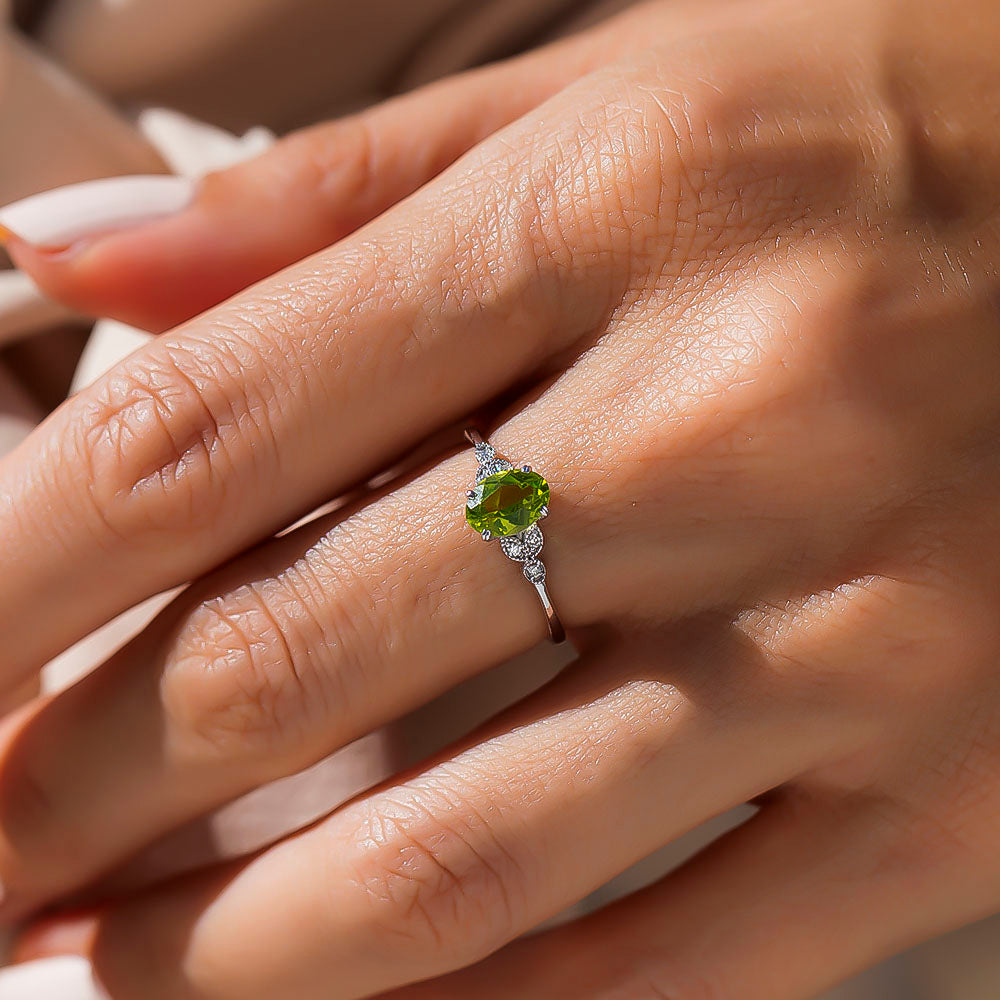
[463,428,566,644]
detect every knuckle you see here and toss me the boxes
[344,788,524,958]
[603,52,868,271]
[161,579,332,767]
[631,84,774,261]
[76,340,262,543]
[519,68,745,298]
[318,116,379,216]
[525,92,653,268]
[268,115,380,232]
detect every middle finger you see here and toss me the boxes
[0,73,643,686]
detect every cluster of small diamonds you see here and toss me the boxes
[500,523,543,561]
[474,441,513,480]
[522,560,546,583]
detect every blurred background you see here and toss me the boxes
[1,2,998,996]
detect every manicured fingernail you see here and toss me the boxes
[0,175,194,249]
[0,957,109,998]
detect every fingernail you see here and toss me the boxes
[0,175,194,249]
[0,957,109,999]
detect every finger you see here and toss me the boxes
[0,56,656,684]
[0,443,575,911]
[1,23,617,333]
[13,911,94,963]
[378,786,1000,1000]
[19,630,844,1000]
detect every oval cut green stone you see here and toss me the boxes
[466,469,549,537]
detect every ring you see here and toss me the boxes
[463,428,566,644]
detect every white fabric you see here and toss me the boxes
[0,956,106,999]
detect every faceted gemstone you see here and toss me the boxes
[466,469,549,537]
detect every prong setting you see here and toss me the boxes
[482,529,493,542]
[521,464,532,473]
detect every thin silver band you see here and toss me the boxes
[465,428,566,644]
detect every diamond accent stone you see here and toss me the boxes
[499,523,543,562]
[477,457,513,480]
[523,559,546,583]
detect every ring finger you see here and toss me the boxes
[0,405,626,914]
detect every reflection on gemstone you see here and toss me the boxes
[466,469,549,537]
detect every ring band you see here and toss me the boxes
[463,428,566,644]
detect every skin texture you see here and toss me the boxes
[2,0,1000,996]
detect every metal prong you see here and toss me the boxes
[539,505,549,518]
[467,490,476,500]
[521,464,532,472]
[482,530,493,542]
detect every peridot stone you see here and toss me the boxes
[466,469,549,537]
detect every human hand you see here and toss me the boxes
[2,0,1000,997]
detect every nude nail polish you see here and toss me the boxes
[0,175,194,249]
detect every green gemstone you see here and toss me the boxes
[466,469,549,537]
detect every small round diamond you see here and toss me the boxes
[500,524,543,561]
[478,457,513,479]
[523,559,546,583]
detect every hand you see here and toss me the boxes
[2,0,1000,997]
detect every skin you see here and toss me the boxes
[1,0,1000,995]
